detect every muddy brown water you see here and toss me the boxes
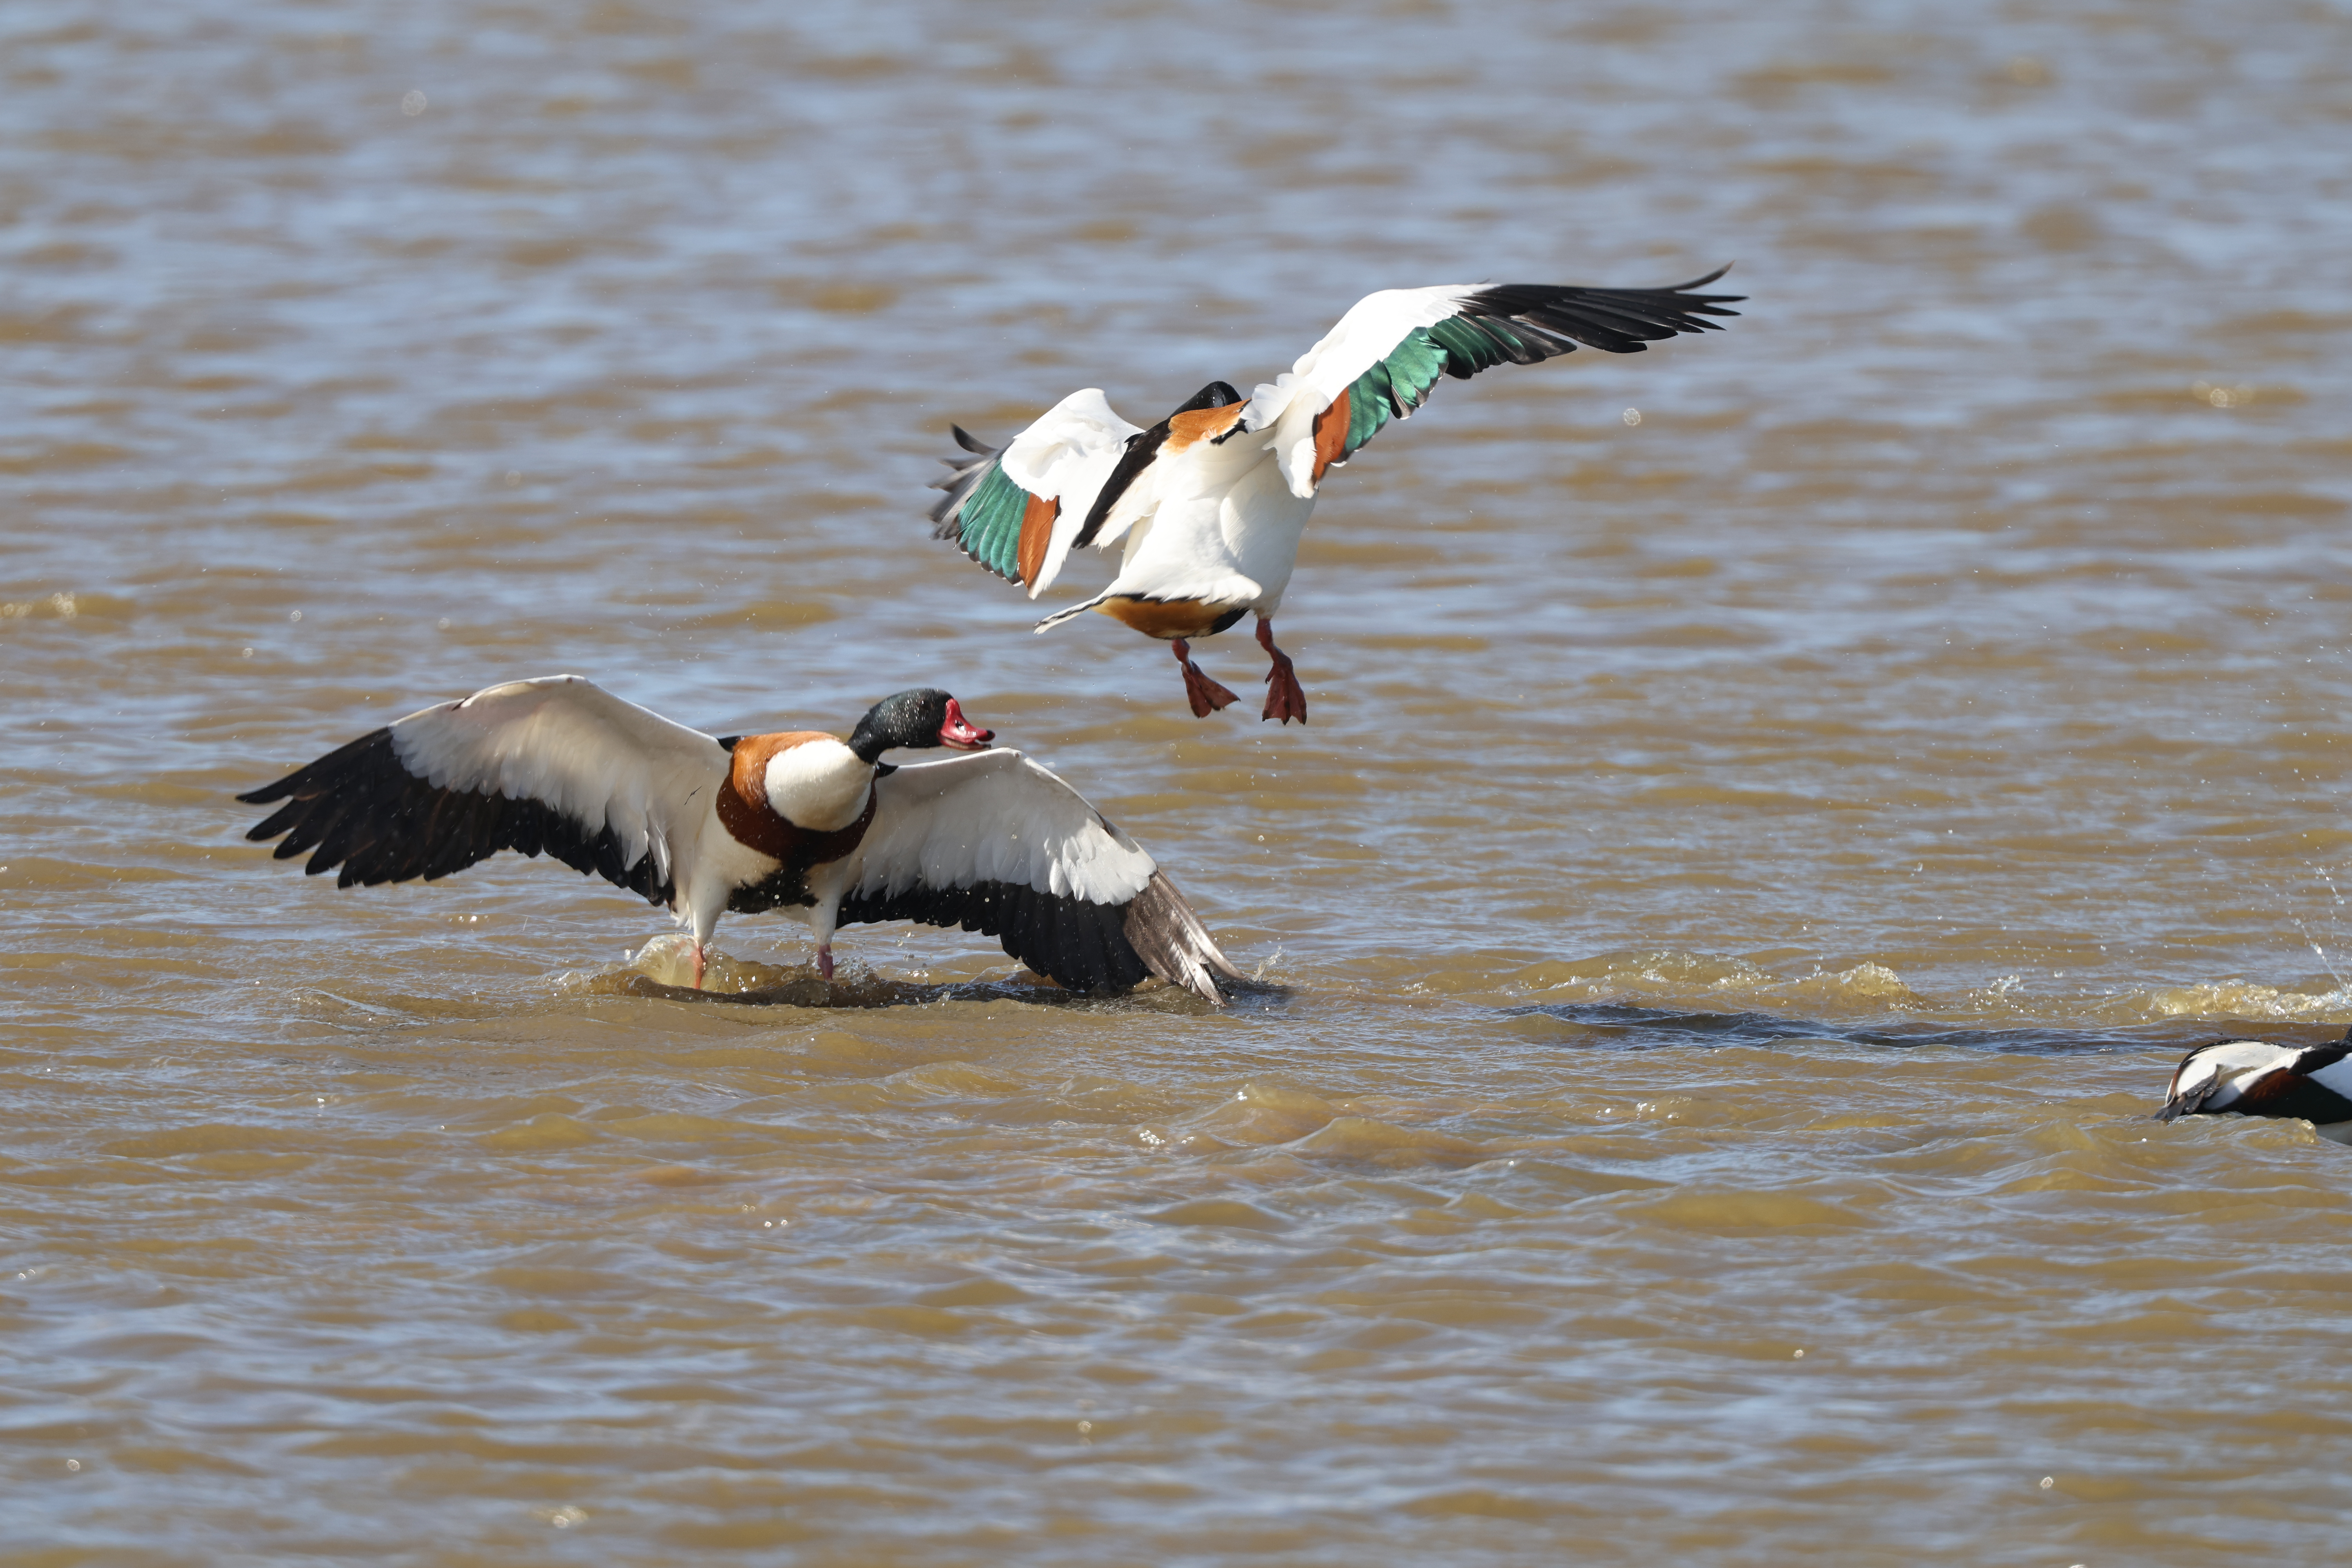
[6,1,2352,1563]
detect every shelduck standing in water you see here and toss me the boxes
[239,678,1243,1001]
[2155,1028,2352,1142]
[931,269,1742,724]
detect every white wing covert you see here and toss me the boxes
[833,750,1241,1001]
[1246,286,1479,490]
[848,750,1156,907]
[240,675,730,899]
[1244,271,1742,498]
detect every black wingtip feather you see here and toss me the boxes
[1666,263,1738,293]
[928,427,1004,549]
[839,875,1160,999]
[240,727,673,907]
[1458,271,1744,358]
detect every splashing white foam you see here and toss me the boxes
[2141,980,2352,1022]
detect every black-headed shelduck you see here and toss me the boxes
[2156,1027,2352,1142]
[240,678,1243,1002]
[931,270,1742,724]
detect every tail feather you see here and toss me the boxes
[1033,590,1116,633]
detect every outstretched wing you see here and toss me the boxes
[238,675,729,902]
[929,389,1142,597]
[1246,268,1742,497]
[831,749,1242,1002]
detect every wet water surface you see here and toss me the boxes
[7,0,2352,1562]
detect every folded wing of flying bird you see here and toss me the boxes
[930,387,1146,598]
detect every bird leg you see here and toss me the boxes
[1256,617,1307,726]
[817,944,835,982]
[690,942,707,989]
[1172,638,1240,719]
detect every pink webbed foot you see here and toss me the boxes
[1256,618,1307,726]
[1172,638,1240,719]
[817,945,835,982]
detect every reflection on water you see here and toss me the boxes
[1505,999,2337,1058]
[6,0,2352,1562]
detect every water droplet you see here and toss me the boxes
[2040,1475,2055,1490]
[1621,407,1641,426]
[65,1458,80,1472]
[288,609,302,623]
[402,89,428,116]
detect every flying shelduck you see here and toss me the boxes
[931,269,1742,723]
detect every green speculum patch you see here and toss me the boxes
[1426,314,1524,374]
[1344,362,1394,453]
[1339,328,1455,459]
[958,465,1030,582]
